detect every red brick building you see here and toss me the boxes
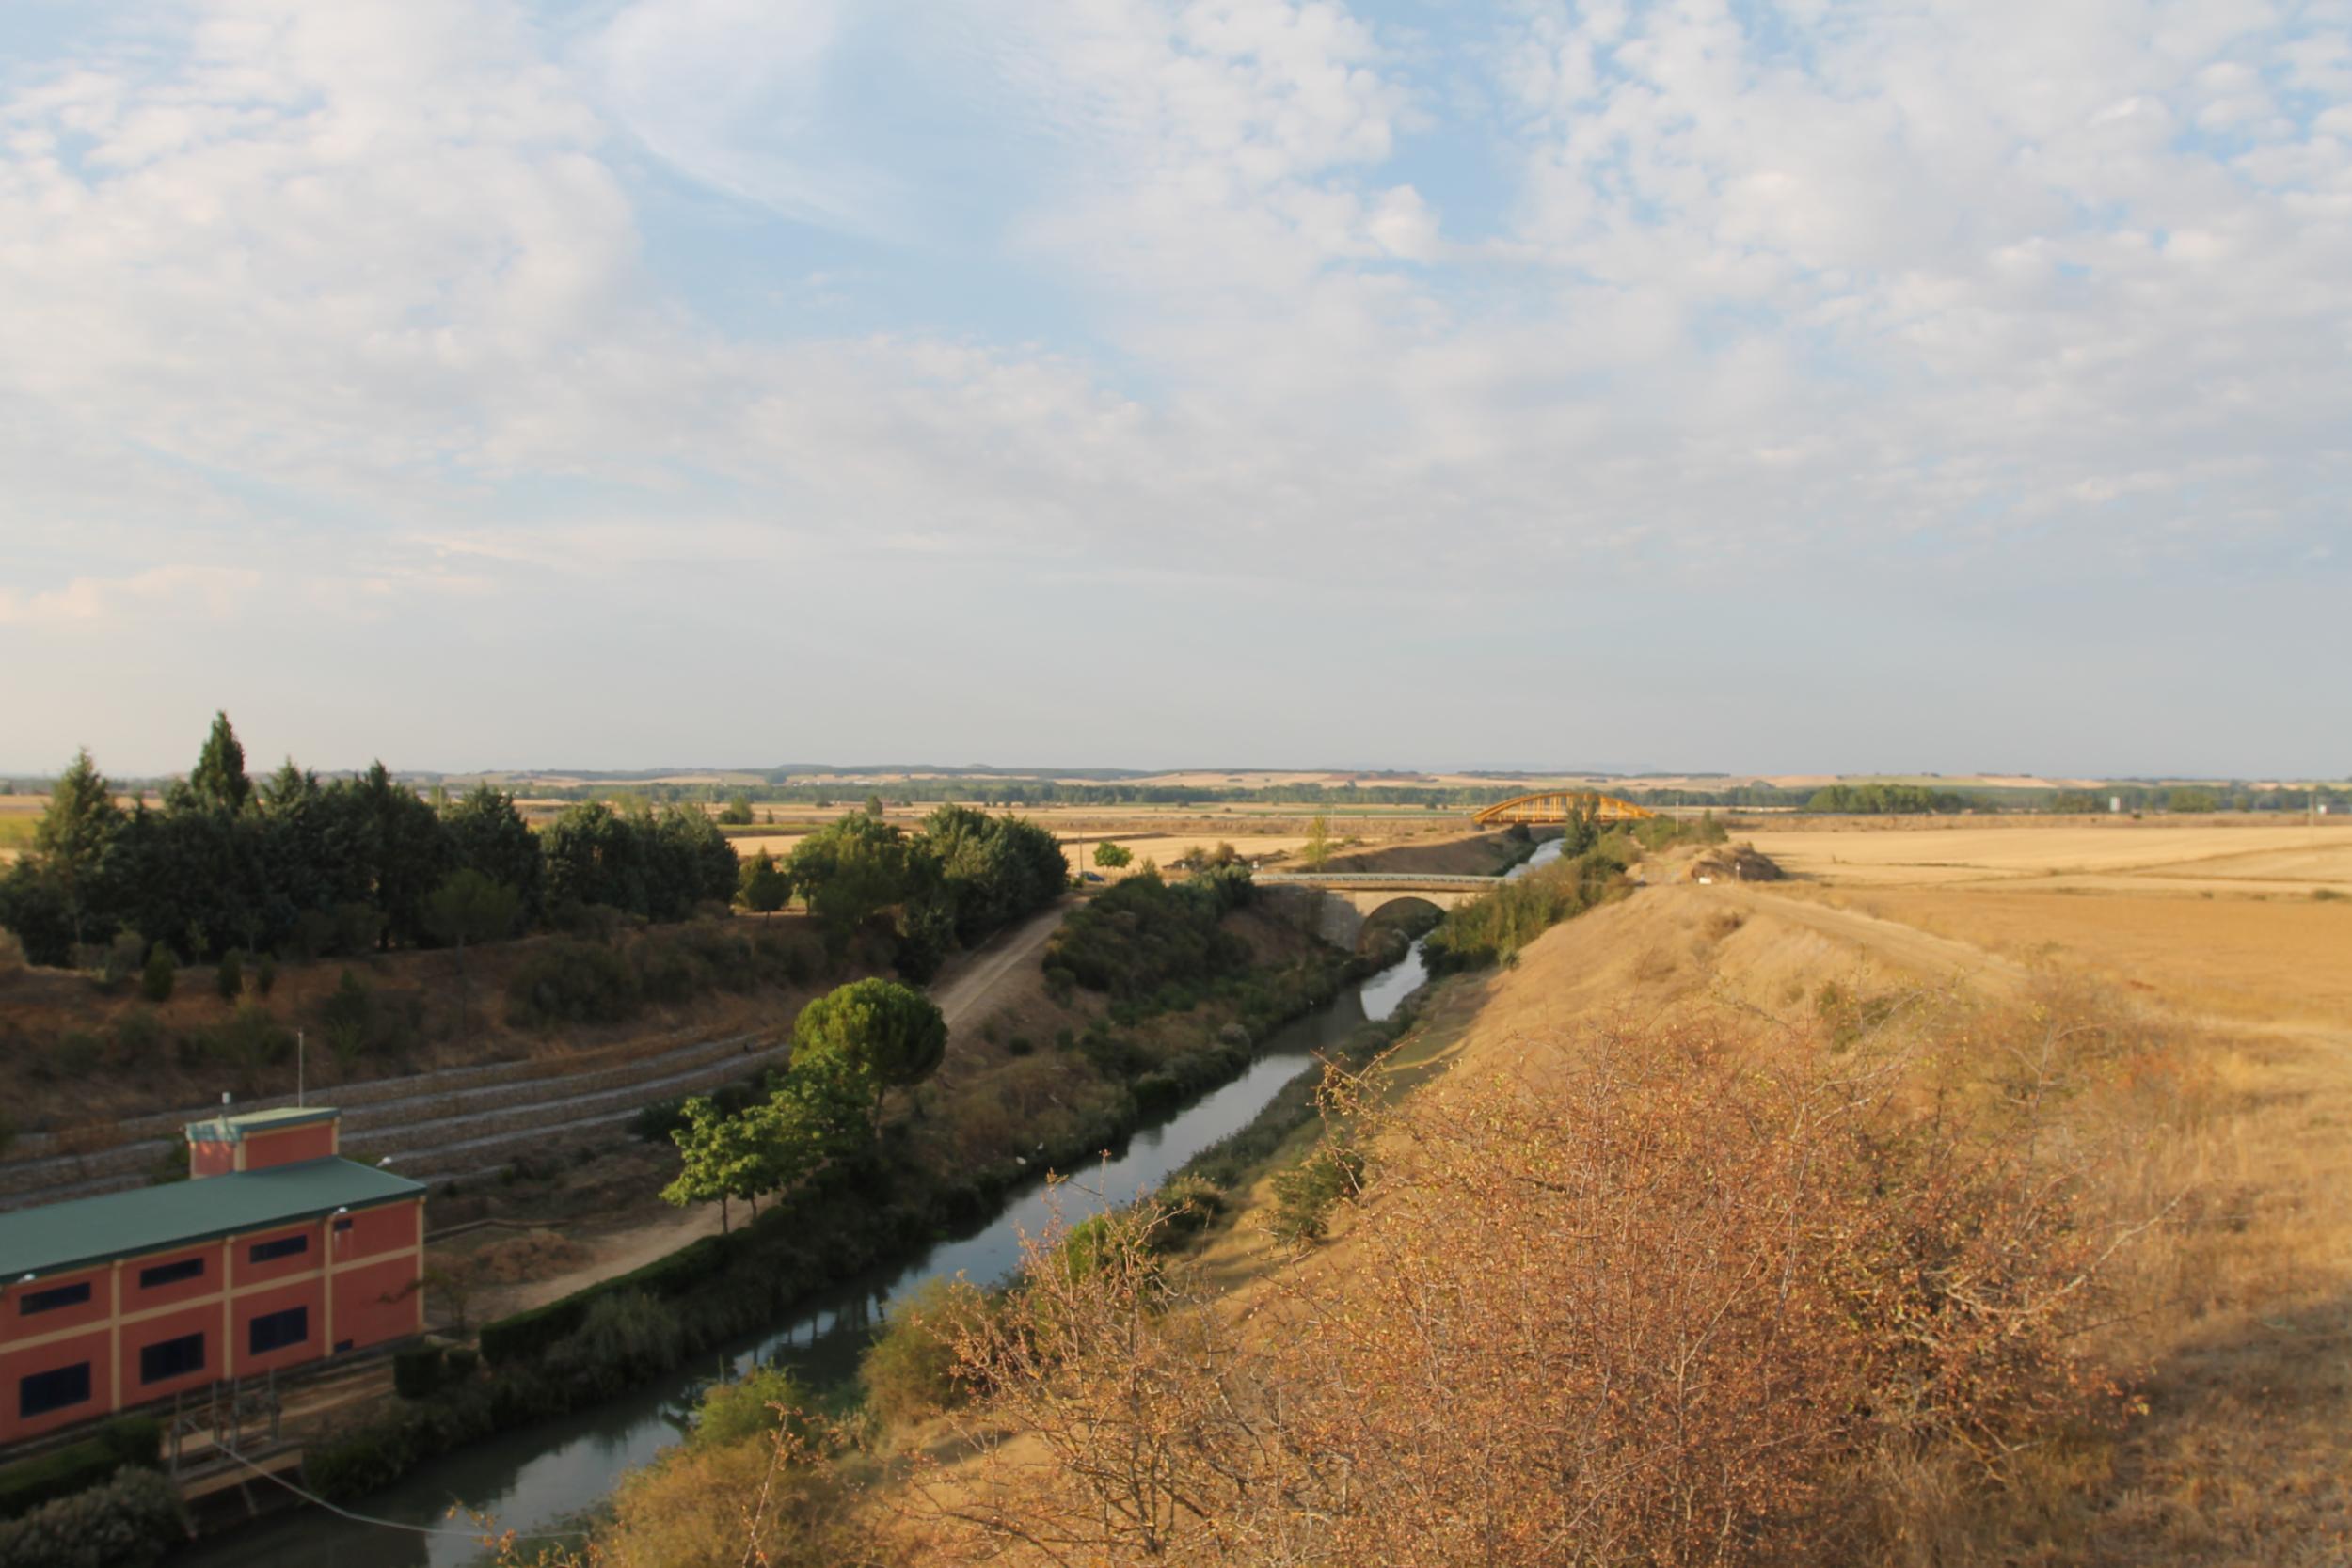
[0,1106,424,1447]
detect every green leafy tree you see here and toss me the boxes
[543,800,737,924]
[661,1095,746,1231]
[186,711,252,816]
[1302,815,1335,871]
[423,869,521,1033]
[718,794,755,826]
[542,800,643,915]
[1094,841,1133,870]
[650,804,740,918]
[864,794,885,820]
[922,804,1067,944]
[739,850,790,919]
[660,1095,822,1230]
[0,860,74,967]
[772,1036,882,1157]
[30,748,123,952]
[791,977,946,1124]
[346,763,453,948]
[691,1365,805,1449]
[786,816,930,959]
[441,784,545,925]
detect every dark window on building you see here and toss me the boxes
[332,1217,354,1233]
[248,1307,309,1355]
[333,1338,354,1354]
[17,1281,91,1315]
[247,1235,309,1265]
[18,1363,91,1418]
[138,1258,205,1290]
[139,1333,205,1385]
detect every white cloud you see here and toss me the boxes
[0,565,262,627]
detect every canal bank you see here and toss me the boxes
[169,888,1486,1567]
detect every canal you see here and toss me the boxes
[179,837,1560,1565]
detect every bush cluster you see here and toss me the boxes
[1422,839,1632,974]
[0,1418,160,1521]
[1043,868,1254,997]
[506,922,823,1031]
[393,1343,446,1399]
[505,940,643,1028]
[0,1466,182,1568]
[1269,1140,1368,1245]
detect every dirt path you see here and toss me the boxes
[471,1206,727,1321]
[932,900,1070,1031]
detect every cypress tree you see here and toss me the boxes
[187,711,252,815]
[31,748,123,952]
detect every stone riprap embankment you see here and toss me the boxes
[0,1029,787,1211]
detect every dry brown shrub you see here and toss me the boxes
[471,1228,594,1284]
[499,1415,877,1568]
[1630,943,1680,981]
[911,1006,2143,1568]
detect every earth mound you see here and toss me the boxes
[1688,844,1784,883]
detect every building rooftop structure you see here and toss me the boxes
[0,1157,424,1281]
[183,1104,341,1144]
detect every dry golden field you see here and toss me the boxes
[1736,819,2351,893]
[1724,820,2352,1030]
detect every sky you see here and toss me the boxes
[1,0,2346,780]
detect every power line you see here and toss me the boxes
[213,1444,592,1543]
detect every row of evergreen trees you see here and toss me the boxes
[1802,783,1975,815]
[0,716,1079,981]
[0,714,739,970]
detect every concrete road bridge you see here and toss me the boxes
[1256,872,1498,949]
[1472,791,1656,826]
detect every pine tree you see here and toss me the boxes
[792,977,946,1125]
[739,850,790,919]
[187,711,251,815]
[31,748,123,952]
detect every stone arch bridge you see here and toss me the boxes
[1255,872,1499,949]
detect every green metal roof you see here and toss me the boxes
[0,1159,425,1280]
[184,1105,342,1144]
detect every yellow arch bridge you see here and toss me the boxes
[1470,791,1659,827]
